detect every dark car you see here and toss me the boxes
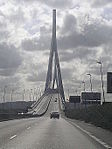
[50,111,60,119]
[54,99,57,102]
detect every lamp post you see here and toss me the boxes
[23,89,25,101]
[75,89,78,96]
[82,81,85,91]
[10,89,14,102]
[39,88,42,98]
[87,73,93,92]
[3,85,7,103]
[68,89,69,99]
[35,88,38,100]
[97,61,105,103]
[30,89,33,101]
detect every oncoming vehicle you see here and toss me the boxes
[50,111,60,119]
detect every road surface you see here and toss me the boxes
[0,94,108,149]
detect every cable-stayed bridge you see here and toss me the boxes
[0,10,111,149]
[27,9,65,116]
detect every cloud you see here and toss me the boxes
[60,51,75,62]
[42,0,73,8]
[0,68,18,76]
[22,26,51,51]
[22,38,39,51]
[61,68,73,80]
[9,7,26,25]
[60,14,77,35]
[0,30,9,42]
[0,0,112,101]
[19,0,73,8]
[58,17,112,49]
[0,42,23,76]
[27,70,46,82]
[91,0,112,7]
[0,75,21,89]
[60,47,96,62]
[0,14,9,42]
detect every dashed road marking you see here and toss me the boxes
[68,120,112,149]
[10,135,17,140]
[27,127,31,130]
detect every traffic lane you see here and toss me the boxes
[35,118,105,149]
[0,117,43,147]
[0,93,57,146]
[2,117,105,149]
[2,117,50,149]
[45,94,59,117]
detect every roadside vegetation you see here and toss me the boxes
[65,103,112,131]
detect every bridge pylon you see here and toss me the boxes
[44,9,65,103]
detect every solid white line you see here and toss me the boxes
[10,135,17,140]
[27,127,31,130]
[68,120,112,149]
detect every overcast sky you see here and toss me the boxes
[0,0,112,101]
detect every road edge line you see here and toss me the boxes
[66,118,112,149]
[10,135,17,140]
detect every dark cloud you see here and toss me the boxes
[0,43,23,76]
[61,14,77,35]
[22,26,51,51]
[74,48,95,59]
[22,13,112,54]
[22,38,39,51]
[21,37,50,51]
[91,0,112,7]
[58,20,112,49]
[61,68,73,80]
[0,68,17,76]
[60,51,74,62]
[27,73,38,82]
[60,47,96,62]
[27,67,73,83]
[42,0,73,8]
[0,0,112,100]
[18,0,73,8]
[27,70,46,82]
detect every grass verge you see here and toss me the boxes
[65,103,112,131]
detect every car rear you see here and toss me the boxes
[50,111,60,119]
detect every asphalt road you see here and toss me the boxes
[0,94,108,149]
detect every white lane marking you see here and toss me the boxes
[27,126,31,130]
[10,135,17,140]
[68,120,112,149]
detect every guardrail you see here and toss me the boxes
[28,93,48,112]
[34,96,51,117]
[0,94,52,122]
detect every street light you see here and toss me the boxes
[82,81,85,91]
[3,85,7,103]
[67,89,69,98]
[75,89,78,96]
[87,73,93,92]
[30,89,33,101]
[97,61,105,103]
[10,89,14,102]
[22,89,25,101]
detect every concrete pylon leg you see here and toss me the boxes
[44,9,65,103]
